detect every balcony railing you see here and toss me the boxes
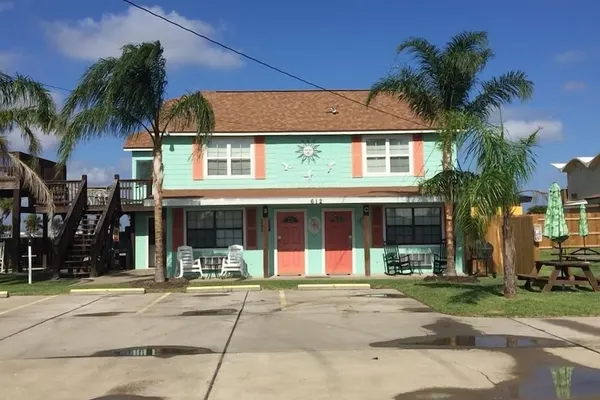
[47,180,82,206]
[119,179,152,205]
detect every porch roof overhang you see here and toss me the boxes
[144,186,443,207]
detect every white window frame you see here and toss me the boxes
[204,138,254,178]
[362,135,413,176]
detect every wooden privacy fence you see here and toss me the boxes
[533,205,600,249]
[470,215,536,275]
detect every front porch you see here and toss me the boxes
[133,190,465,278]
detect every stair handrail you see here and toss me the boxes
[91,175,121,275]
[52,175,88,275]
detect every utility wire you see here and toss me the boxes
[42,83,72,93]
[120,0,430,129]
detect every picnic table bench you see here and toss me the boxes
[517,260,599,293]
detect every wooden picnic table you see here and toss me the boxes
[517,260,599,293]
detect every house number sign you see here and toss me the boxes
[310,198,323,204]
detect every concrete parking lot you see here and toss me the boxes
[1,289,600,399]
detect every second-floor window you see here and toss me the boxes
[364,137,411,175]
[206,138,252,177]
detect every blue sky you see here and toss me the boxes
[1,0,598,201]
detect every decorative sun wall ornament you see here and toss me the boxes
[296,140,321,164]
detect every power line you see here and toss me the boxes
[42,83,72,93]
[120,0,430,129]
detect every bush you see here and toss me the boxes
[527,205,547,214]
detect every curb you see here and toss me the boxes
[70,288,146,295]
[187,285,261,293]
[298,283,371,290]
[0,291,8,298]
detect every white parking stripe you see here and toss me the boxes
[0,296,56,316]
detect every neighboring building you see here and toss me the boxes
[552,154,600,201]
[124,90,463,277]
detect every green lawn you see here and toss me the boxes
[3,272,600,318]
[0,273,77,295]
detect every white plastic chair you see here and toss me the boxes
[176,246,202,278]
[0,242,5,273]
[220,244,248,278]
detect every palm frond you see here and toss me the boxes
[5,153,54,227]
[162,91,215,150]
[467,71,534,119]
[59,41,168,164]
[396,37,441,83]
[367,67,440,122]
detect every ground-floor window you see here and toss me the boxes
[385,206,442,245]
[186,210,243,248]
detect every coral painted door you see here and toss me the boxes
[324,211,353,275]
[276,211,305,275]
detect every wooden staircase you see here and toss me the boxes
[51,175,122,277]
[63,211,102,276]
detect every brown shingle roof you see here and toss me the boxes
[124,90,431,149]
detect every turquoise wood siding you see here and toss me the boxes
[131,133,442,189]
[144,203,465,278]
[133,212,151,269]
[129,132,467,276]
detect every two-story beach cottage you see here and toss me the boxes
[124,90,464,278]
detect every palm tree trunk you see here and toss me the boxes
[152,146,166,283]
[442,143,456,276]
[502,207,517,297]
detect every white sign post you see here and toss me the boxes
[28,238,32,285]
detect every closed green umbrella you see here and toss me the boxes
[579,204,589,237]
[543,183,569,259]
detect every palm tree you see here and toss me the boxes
[24,214,43,237]
[456,121,537,297]
[367,31,533,275]
[58,41,215,283]
[0,71,57,211]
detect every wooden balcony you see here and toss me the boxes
[37,178,153,213]
[0,152,66,191]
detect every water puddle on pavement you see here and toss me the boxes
[400,307,434,313]
[372,334,571,349]
[92,346,214,358]
[353,293,407,299]
[180,308,237,316]
[394,365,600,399]
[74,312,133,317]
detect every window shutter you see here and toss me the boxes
[172,208,184,250]
[245,207,258,250]
[371,205,384,247]
[412,134,425,177]
[192,143,204,180]
[254,137,266,179]
[351,135,363,178]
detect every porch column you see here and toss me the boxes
[262,205,269,278]
[11,188,20,272]
[42,214,48,269]
[363,205,371,276]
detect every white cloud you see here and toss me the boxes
[46,5,241,69]
[563,81,586,91]
[67,158,131,186]
[503,119,564,141]
[489,107,564,141]
[0,51,19,70]
[555,50,584,64]
[4,91,63,154]
[0,2,14,12]
[6,129,61,153]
